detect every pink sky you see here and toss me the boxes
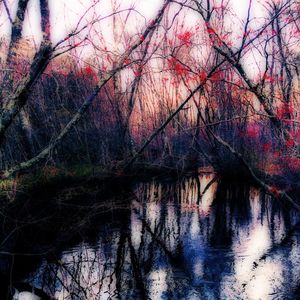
[0,0,271,78]
[0,0,263,44]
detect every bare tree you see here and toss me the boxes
[0,0,171,178]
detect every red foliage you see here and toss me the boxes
[84,66,94,75]
[272,151,281,159]
[82,66,97,82]
[124,58,131,65]
[276,107,285,118]
[262,143,271,152]
[243,30,251,37]
[294,29,300,35]
[133,69,142,77]
[276,103,294,119]
[168,57,188,76]
[207,27,214,34]
[177,31,192,44]
[221,34,233,47]
[284,119,292,126]
[101,64,107,71]
[205,22,215,34]
[271,30,278,36]
[245,124,260,139]
[288,157,300,171]
[210,71,223,81]
[285,16,294,22]
[270,164,281,175]
[270,185,280,196]
[286,139,295,147]
[199,70,207,82]
[262,74,275,83]
[170,79,179,87]
[286,104,294,114]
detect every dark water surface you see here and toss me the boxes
[1,175,300,299]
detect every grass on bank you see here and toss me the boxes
[0,164,109,198]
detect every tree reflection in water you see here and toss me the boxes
[20,175,300,299]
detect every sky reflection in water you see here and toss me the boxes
[27,175,300,299]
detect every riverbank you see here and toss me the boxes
[0,162,200,202]
[1,159,300,211]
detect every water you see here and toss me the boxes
[2,175,300,299]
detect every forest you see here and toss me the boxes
[0,0,300,299]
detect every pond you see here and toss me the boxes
[1,174,300,299]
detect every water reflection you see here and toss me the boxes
[20,175,300,299]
